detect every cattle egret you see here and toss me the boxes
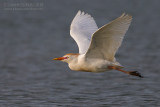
[54,10,142,78]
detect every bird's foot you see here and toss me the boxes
[128,71,143,78]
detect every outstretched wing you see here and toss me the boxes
[70,10,98,54]
[85,13,132,61]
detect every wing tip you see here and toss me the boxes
[77,10,84,15]
[120,12,132,20]
[77,10,81,15]
[76,10,92,18]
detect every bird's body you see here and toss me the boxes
[54,10,143,78]
[67,54,120,72]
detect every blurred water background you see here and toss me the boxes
[0,0,160,106]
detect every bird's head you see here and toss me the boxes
[53,53,79,63]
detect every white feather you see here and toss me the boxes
[85,13,132,61]
[70,10,98,54]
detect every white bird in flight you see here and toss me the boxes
[54,10,142,78]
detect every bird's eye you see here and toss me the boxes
[64,56,69,59]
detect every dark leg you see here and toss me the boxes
[108,66,143,78]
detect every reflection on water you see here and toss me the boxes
[0,0,160,106]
